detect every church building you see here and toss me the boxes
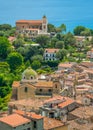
[16,16,49,37]
[11,67,61,100]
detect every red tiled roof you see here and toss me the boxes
[45,48,59,53]
[25,28,39,31]
[86,94,93,99]
[0,114,30,127]
[85,69,93,74]
[58,98,75,108]
[58,63,74,68]
[16,20,42,24]
[14,110,43,120]
[35,81,53,88]
[8,36,16,42]
[44,96,66,103]
[44,117,65,130]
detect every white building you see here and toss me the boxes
[44,48,59,61]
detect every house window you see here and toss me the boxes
[55,84,57,88]
[31,76,33,79]
[48,89,52,92]
[53,54,55,57]
[24,87,28,92]
[49,112,54,118]
[44,25,46,29]
[46,54,48,57]
[40,89,42,92]
[27,128,31,130]
[33,121,37,128]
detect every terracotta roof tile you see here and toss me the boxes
[8,36,16,42]
[58,63,74,68]
[15,110,43,120]
[25,28,39,31]
[45,48,59,53]
[58,98,75,108]
[0,114,30,127]
[9,98,44,111]
[86,94,93,99]
[44,117,65,130]
[70,106,93,119]
[16,20,42,24]
[35,81,53,88]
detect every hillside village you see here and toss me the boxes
[0,16,93,130]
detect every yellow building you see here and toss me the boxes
[11,67,62,100]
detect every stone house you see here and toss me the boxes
[11,67,62,100]
[0,114,32,130]
[40,96,78,120]
[0,110,69,130]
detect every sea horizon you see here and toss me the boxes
[1,0,93,32]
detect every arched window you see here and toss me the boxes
[31,76,33,79]
[55,84,57,88]
[48,89,52,92]
[24,87,28,92]
[40,89,42,92]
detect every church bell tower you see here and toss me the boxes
[42,15,48,33]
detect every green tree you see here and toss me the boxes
[13,38,25,49]
[50,37,58,48]
[0,24,12,31]
[56,49,67,60]
[59,24,66,33]
[36,35,49,47]
[0,86,11,98]
[68,46,76,56]
[0,37,11,59]
[48,23,56,32]
[80,28,91,36]
[17,47,26,56]
[25,46,39,61]
[31,55,43,62]
[56,33,62,40]
[7,52,23,71]
[73,26,86,35]
[64,32,76,47]
[55,28,62,33]
[55,41,64,49]
[31,60,41,70]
